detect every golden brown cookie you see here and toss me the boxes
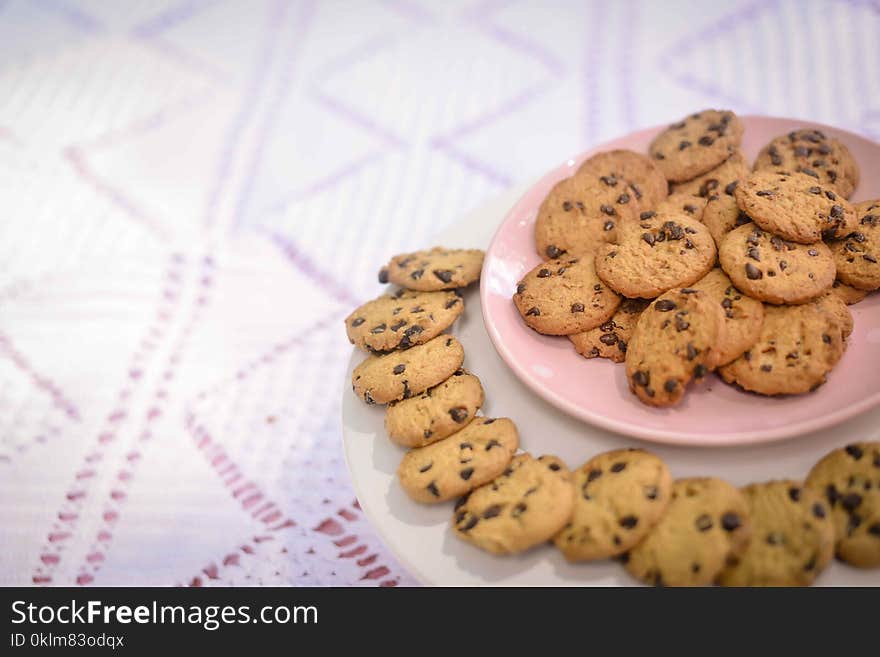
[623,477,752,586]
[379,247,484,291]
[753,129,859,199]
[352,335,465,405]
[452,453,575,555]
[718,300,846,396]
[718,223,836,305]
[595,211,717,299]
[385,369,484,447]
[670,150,749,199]
[625,288,725,407]
[719,481,835,587]
[829,200,880,292]
[806,442,880,568]
[649,110,743,182]
[397,417,519,504]
[576,149,669,212]
[568,298,650,363]
[534,175,638,259]
[690,268,764,366]
[554,449,672,561]
[735,170,857,243]
[345,288,463,353]
[513,254,621,335]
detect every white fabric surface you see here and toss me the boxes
[0,0,877,586]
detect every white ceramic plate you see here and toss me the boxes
[341,188,880,586]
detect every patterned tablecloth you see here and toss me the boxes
[1,0,877,587]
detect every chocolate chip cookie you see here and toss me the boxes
[655,193,708,221]
[702,194,752,250]
[576,149,668,212]
[806,442,880,568]
[735,170,857,243]
[554,449,672,561]
[649,110,743,182]
[385,369,484,447]
[718,223,836,305]
[568,298,650,363]
[829,200,880,292]
[719,481,835,586]
[691,268,764,366]
[753,129,859,199]
[397,417,519,504]
[831,279,868,305]
[345,288,463,353]
[453,453,575,555]
[624,288,725,407]
[718,300,845,396]
[623,477,751,586]
[534,175,638,259]
[670,150,749,199]
[595,212,717,299]
[352,335,465,405]
[513,254,621,335]
[379,247,484,291]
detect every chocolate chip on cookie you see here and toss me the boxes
[649,110,744,182]
[453,453,575,554]
[381,247,484,291]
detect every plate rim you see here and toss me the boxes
[479,115,880,446]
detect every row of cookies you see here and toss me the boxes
[457,441,880,586]
[346,248,526,508]
[514,110,875,406]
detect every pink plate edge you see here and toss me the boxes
[479,115,880,447]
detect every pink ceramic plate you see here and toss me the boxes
[481,116,880,446]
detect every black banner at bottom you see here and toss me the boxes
[0,586,873,651]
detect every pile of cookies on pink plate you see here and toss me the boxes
[513,109,878,408]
